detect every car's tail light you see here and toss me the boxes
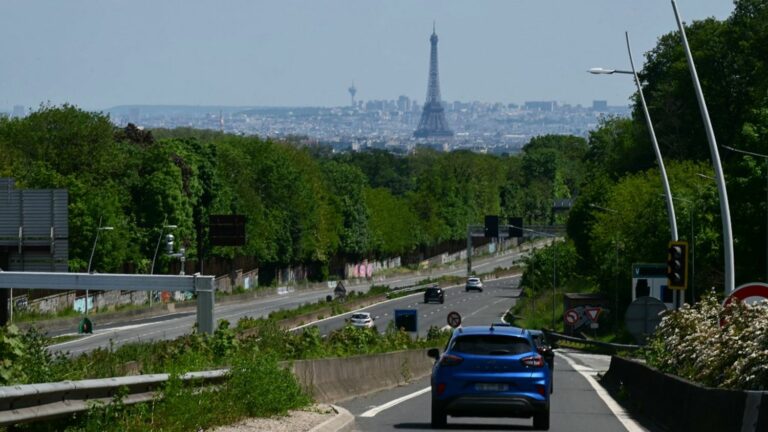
[439,354,464,366]
[436,383,447,396]
[521,354,544,368]
[535,384,546,396]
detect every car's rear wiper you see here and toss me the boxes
[488,349,511,355]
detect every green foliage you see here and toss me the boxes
[0,325,26,384]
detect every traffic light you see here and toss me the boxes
[666,241,688,289]
[508,217,523,238]
[484,215,499,238]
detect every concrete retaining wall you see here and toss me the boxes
[287,349,435,403]
[602,356,768,431]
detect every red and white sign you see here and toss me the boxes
[447,311,462,328]
[585,307,602,322]
[564,309,579,325]
[724,282,768,307]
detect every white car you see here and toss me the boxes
[465,277,484,292]
[349,312,375,328]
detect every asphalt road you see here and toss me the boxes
[304,277,520,338]
[47,246,535,356]
[341,350,655,432]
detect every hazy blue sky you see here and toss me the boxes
[0,1,734,110]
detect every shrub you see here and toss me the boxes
[644,291,768,390]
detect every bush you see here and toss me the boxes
[644,291,768,390]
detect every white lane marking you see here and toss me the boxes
[48,322,158,348]
[558,351,646,432]
[359,386,432,417]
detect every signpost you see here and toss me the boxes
[564,309,579,326]
[447,311,462,328]
[394,309,418,332]
[723,282,768,307]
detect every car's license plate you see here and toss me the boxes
[475,383,508,391]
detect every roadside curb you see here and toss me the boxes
[309,404,355,432]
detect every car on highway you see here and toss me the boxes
[465,277,484,292]
[424,286,445,304]
[427,324,551,430]
[529,329,555,392]
[349,312,375,329]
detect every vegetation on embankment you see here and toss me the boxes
[0,317,451,431]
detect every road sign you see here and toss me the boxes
[447,311,462,328]
[394,309,418,332]
[209,214,246,246]
[625,296,667,344]
[585,307,601,322]
[724,282,768,307]
[564,309,579,325]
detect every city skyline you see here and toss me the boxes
[0,1,733,111]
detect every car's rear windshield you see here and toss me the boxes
[450,335,532,355]
[351,314,369,319]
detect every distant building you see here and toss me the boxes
[397,95,411,112]
[592,100,608,111]
[12,105,25,118]
[524,101,557,112]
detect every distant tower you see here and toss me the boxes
[348,82,357,107]
[414,23,453,138]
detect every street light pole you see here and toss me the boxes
[150,222,177,307]
[588,31,678,243]
[511,224,557,329]
[672,0,735,294]
[589,204,621,318]
[86,219,113,316]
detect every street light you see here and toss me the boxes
[150,222,177,307]
[672,0,735,295]
[722,145,768,282]
[590,204,622,321]
[589,31,679,244]
[511,224,557,329]
[85,220,114,316]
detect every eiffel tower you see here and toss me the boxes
[414,24,453,138]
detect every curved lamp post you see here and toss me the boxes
[85,221,113,316]
[510,224,558,329]
[150,223,177,306]
[588,31,678,243]
[672,0,734,294]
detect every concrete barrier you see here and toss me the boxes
[601,356,768,431]
[286,349,434,403]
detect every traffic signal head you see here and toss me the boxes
[666,241,688,289]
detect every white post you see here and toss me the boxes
[672,0,735,294]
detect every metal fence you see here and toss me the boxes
[0,369,228,426]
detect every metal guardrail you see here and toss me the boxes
[545,330,641,352]
[0,369,228,426]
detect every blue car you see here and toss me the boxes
[427,325,552,430]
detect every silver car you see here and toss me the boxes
[465,277,484,292]
[349,312,375,328]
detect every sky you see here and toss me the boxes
[0,0,735,111]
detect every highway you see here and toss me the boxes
[340,348,655,431]
[47,245,539,355]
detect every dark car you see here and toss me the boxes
[428,325,552,430]
[529,329,555,391]
[424,286,445,304]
